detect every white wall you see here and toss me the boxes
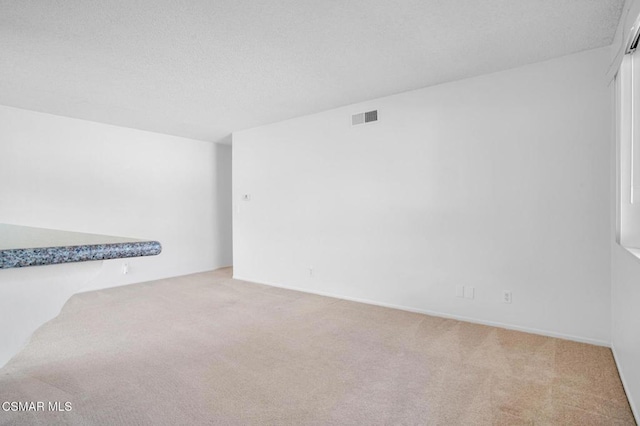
[0,104,232,289]
[0,105,232,365]
[0,262,103,367]
[610,0,640,419]
[611,247,640,418]
[233,47,612,345]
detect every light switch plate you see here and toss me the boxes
[464,286,474,299]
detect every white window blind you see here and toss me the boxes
[618,53,640,248]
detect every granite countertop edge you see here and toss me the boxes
[0,241,162,269]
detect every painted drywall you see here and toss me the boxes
[0,104,232,289]
[233,47,612,345]
[0,262,103,367]
[610,0,640,419]
[611,247,640,419]
[0,104,232,365]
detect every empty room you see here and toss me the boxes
[1,0,639,424]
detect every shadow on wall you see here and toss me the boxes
[214,136,233,267]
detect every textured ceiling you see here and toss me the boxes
[0,0,625,143]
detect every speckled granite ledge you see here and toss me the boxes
[0,224,161,269]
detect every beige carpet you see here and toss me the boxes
[0,267,634,425]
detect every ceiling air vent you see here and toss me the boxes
[352,110,378,126]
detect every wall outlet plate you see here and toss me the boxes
[455,285,464,298]
[503,291,512,304]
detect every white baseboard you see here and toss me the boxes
[232,274,611,347]
[611,345,639,423]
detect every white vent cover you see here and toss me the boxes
[352,110,378,126]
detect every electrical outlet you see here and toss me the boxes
[122,263,129,275]
[464,286,474,299]
[455,285,464,298]
[309,267,314,277]
[242,194,251,201]
[503,291,512,304]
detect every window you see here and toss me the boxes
[617,52,640,249]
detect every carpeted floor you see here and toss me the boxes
[0,267,635,425]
